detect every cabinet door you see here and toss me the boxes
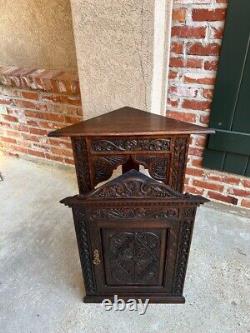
[89,219,179,294]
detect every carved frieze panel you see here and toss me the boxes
[91,138,171,152]
[88,207,179,220]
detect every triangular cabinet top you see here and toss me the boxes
[61,169,208,207]
[48,107,214,137]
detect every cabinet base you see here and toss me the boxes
[83,294,185,304]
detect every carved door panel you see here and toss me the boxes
[102,229,166,286]
[89,220,179,294]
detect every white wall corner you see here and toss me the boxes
[70,0,173,119]
[150,0,173,116]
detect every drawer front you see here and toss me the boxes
[89,219,179,294]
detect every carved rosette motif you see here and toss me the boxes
[73,210,96,294]
[93,156,129,184]
[88,207,178,220]
[71,137,91,194]
[170,137,188,192]
[107,231,161,284]
[91,138,171,152]
[174,220,193,295]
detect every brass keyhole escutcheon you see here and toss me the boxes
[93,249,101,265]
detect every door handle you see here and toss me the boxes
[93,249,101,265]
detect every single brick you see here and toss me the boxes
[29,127,48,136]
[2,114,18,122]
[182,99,211,111]
[27,149,45,158]
[169,57,184,68]
[228,188,250,197]
[192,8,226,21]
[223,176,241,185]
[186,58,203,68]
[184,185,204,195]
[193,179,224,192]
[191,158,203,168]
[187,42,221,56]
[184,74,216,85]
[0,136,17,144]
[207,191,238,205]
[186,167,204,177]
[172,26,206,38]
[167,111,196,123]
[21,91,39,100]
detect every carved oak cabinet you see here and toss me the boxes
[62,170,207,303]
[49,107,214,193]
[49,107,213,304]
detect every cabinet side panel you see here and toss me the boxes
[72,209,96,295]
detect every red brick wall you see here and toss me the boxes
[167,0,250,209]
[0,2,249,209]
[0,66,82,165]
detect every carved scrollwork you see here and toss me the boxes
[170,137,188,192]
[73,210,96,294]
[71,137,91,194]
[106,231,161,284]
[88,207,178,220]
[90,170,183,199]
[93,156,129,184]
[183,207,196,218]
[133,155,169,182]
[91,138,171,152]
[174,220,193,295]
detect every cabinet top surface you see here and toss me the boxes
[48,107,214,137]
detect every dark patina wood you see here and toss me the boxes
[49,107,212,304]
[48,107,214,193]
[61,170,208,303]
[49,107,213,137]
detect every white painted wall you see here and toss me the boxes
[70,0,173,119]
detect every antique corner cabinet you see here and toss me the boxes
[48,107,214,303]
[61,170,208,303]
